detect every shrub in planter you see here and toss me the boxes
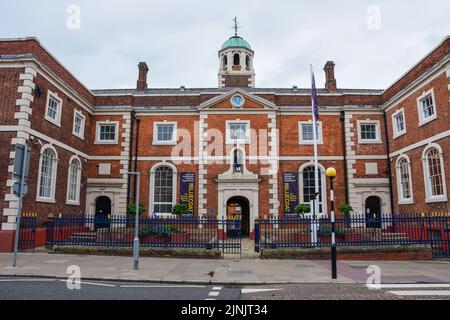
[127,203,145,215]
[294,204,311,217]
[172,204,194,218]
[338,204,353,217]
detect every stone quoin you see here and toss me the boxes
[0,29,449,251]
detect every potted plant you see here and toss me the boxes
[295,204,311,218]
[172,204,194,219]
[338,203,353,227]
[127,203,145,215]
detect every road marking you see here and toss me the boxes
[387,290,450,296]
[241,288,283,294]
[212,286,223,291]
[208,291,220,297]
[366,283,450,289]
[120,285,206,288]
[205,299,216,300]
[59,280,115,287]
[0,278,56,282]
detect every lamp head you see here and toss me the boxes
[326,167,337,178]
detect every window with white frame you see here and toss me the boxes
[358,121,381,143]
[153,122,177,144]
[72,111,85,139]
[152,166,174,214]
[423,147,446,200]
[301,165,325,214]
[37,147,57,201]
[299,121,323,144]
[392,109,406,138]
[45,91,62,126]
[417,90,437,125]
[226,121,250,144]
[95,122,118,144]
[67,157,81,204]
[396,157,413,203]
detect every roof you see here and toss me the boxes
[221,36,252,50]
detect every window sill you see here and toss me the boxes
[358,140,382,144]
[418,115,437,127]
[393,131,406,139]
[36,197,56,204]
[226,140,250,145]
[44,117,61,128]
[425,196,448,203]
[299,141,324,145]
[152,141,177,146]
[72,132,85,140]
[398,199,414,205]
[94,140,118,145]
[66,200,80,206]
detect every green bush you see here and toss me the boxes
[127,203,145,215]
[295,204,311,216]
[338,204,353,216]
[172,204,190,215]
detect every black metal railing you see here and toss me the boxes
[258,213,450,259]
[45,214,242,255]
[18,214,37,251]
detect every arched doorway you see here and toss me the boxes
[365,196,382,228]
[95,196,111,230]
[227,196,250,237]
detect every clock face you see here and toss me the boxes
[230,94,245,108]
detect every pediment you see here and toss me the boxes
[198,88,278,111]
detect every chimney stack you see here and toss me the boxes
[324,61,337,92]
[137,62,149,91]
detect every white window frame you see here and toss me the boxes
[392,108,406,139]
[395,155,414,204]
[72,110,85,140]
[357,120,382,144]
[36,144,58,203]
[417,89,437,126]
[152,121,178,145]
[422,144,448,203]
[44,90,62,127]
[149,162,177,216]
[95,121,119,144]
[66,155,82,205]
[226,120,250,145]
[298,163,327,217]
[298,121,323,145]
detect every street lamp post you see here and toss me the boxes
[326,167,337,279]
[127,172,141,270]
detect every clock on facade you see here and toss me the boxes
[230,94,245,108]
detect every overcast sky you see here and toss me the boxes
[1,0,449,90]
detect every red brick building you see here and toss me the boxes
[0,34,449,248]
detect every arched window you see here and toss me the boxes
[233,53,240,66]
[301,165,325,214]
[37,146,57,200]
[246,55,250,69]
[67,157,82,203]
[424,147,446,199]
[233,148,244,173]
[223,55,228,68]
[396,156,413,203]
[152,166,175,214]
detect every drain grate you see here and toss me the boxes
[225,284,241,289]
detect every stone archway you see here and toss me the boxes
[227,196,250,237]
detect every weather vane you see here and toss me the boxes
[232,17,242,36]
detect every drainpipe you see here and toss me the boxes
[383,112,395,217]
[340,111,349,204]
[127,110,135,206]
[133,118,141,203]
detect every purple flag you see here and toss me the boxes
[310,65,319,121]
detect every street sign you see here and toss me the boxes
[12,144,31,196]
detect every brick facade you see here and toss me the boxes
[0,35,449,246]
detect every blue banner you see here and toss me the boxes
[283,172,298,214]
[180,172,195,214]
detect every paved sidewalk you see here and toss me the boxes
[0,253,449,284]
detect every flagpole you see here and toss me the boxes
[310,64,319,243]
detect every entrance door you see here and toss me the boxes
[227,196,250,237]
[365,196,382,228]
[95,196,111,230]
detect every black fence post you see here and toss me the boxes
[254,218,260,253]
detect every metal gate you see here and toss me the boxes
[222,218,242,255]
[18,215,36,251]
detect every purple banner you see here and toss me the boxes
[180,172,195,214]
[283,172,299,214]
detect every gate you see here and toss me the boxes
[221,218,242,255]
[18,215,36,251]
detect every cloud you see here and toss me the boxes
[1,0,449,90]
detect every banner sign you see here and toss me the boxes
[180,172,195,214]
[283,172,298,214]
